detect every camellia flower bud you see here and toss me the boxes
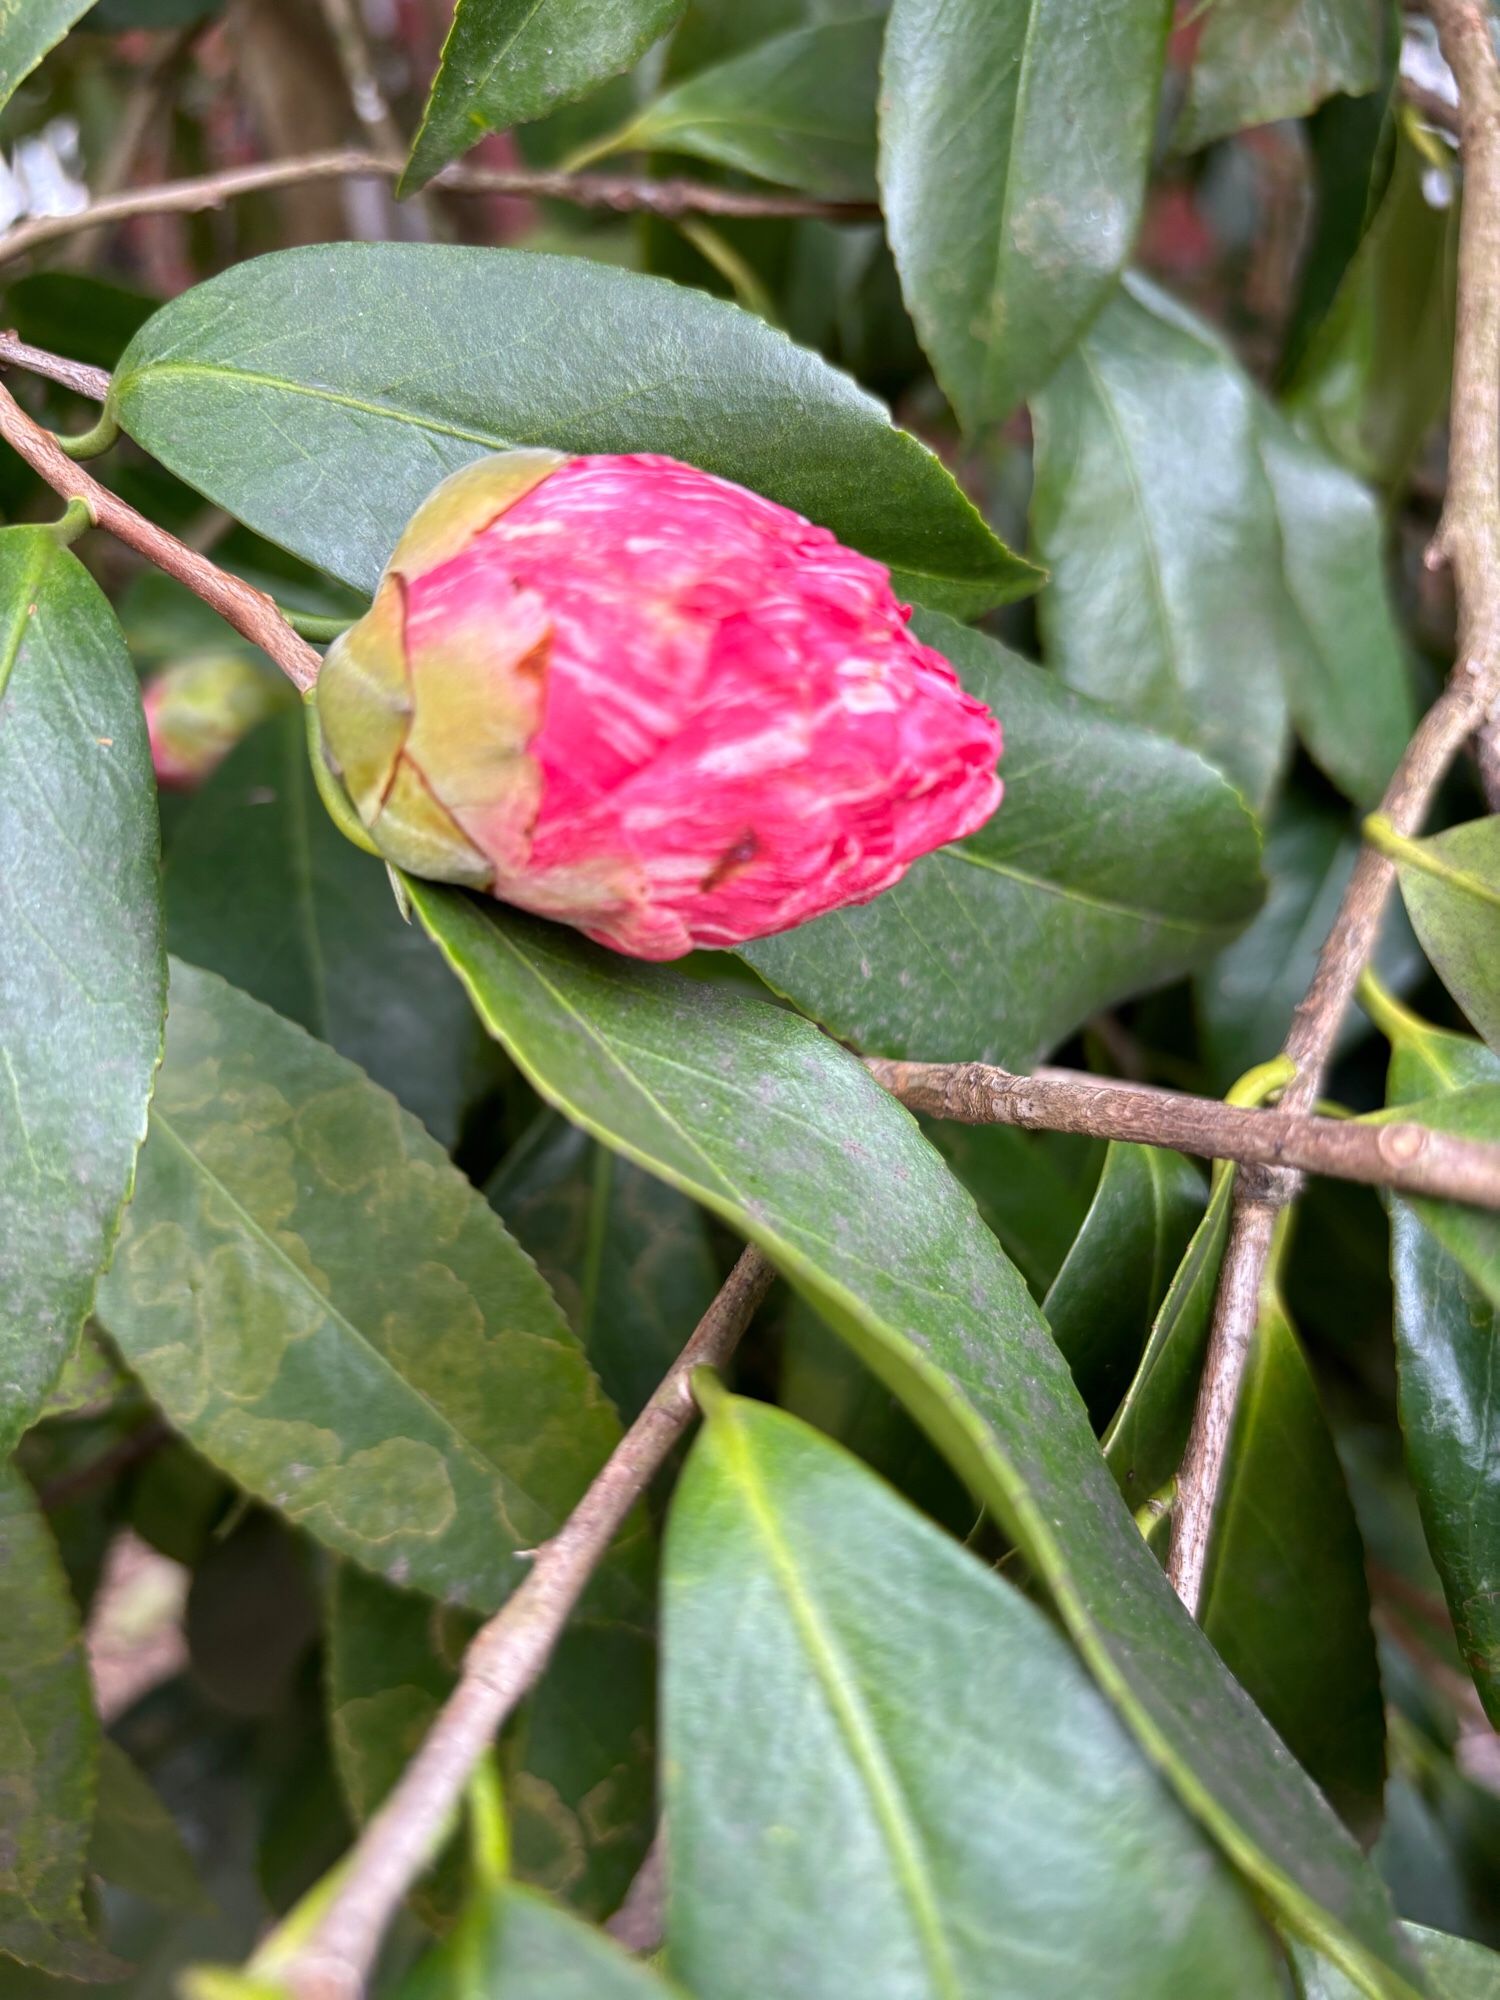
[315,452,1002,959]
[143,652,290,791]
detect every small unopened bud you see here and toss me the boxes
[143,653,291,791]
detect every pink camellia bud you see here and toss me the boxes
[315,452,1002,959]
[143,651,290,790]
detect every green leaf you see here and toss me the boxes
[1287,130,1457,491]
[880,0,1170,430]
[1175,0,1383,154]
[1103,1167,1235,1503]
[1295,1924,1500,2000]
[1255,410,1414,809]
[402,0,685,194]
[487,1112,718,1422]
[166,710,489,1150]
[1388,817,1500,1056]
[0,530,165,1453]
[0,1458,115,1978]
[1383,1012,1500,1727]
[0,0,93,109]
[399,1883,685,1999]
[1370,1078,1500,1313]
[327,1567,655,1920]
[1031,277,1292,807]
[108,245,1035,620]
[609,16,880,197]
[926,1123,1095,1297]
[1043,1141,1205,1427]
[91,1740,212,1915]
[665,1391,1286,1998]
[94,960,637,1615]
[744,611,1265,1066]
[1199,1290,1386,1846]
[411,888,1419,1998]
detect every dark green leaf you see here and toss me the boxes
[91,1741,211,1915]
[487,1112,718,1421]
[1043,1141,1205,1427]
[94,960,639,1615]
[108,245,1035,619]
[1255,411,1414,808]
[1295,1923,1500,2000]
[1200,1290,1386,1845]
[1176,0,1382,153]
[1104,1167,1236,1502]
[1287,131,1457,491]
[0,530,165,1452]
[0,1459,115,1978]
[402,0,685,194]
[1031,277,1292,807]
[411,888,1419,1997]
[610,16,880,197]
[665,1391,1286,1997]
[1389,817,1500,1056]
[166,710,490,1149]
[1384,1011,1500,1727]
[880,0,1170,429]
[1372,1078,1500,1313]
[400,1883,684,1999]
[927,1123,1095,1297]
[745,611,1264,1065]
[327,1566,655,1920]
[0,1,93,109]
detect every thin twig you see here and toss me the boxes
[0,379,322,692]
[867,1058,1500,1209]
[0,151,877,269]
[283,1248,776,2000]
[1169,0,1500,1615]
[0,335,110,402]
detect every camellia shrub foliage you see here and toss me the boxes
[3,3,1500,1998]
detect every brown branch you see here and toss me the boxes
[868,1058,1500,1209]
[1169,0,1500,1616]
[0,379,322,692]
[0,151,877,270]
[0,335,110,402]
[283,1248,776,2000]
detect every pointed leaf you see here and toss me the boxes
[90,1740,211,1915]
[1389,816,1500,1056]
[1176,0,1383,153]
[108,246,1036,620]
[411,888,1420,1998]
[0,529,165,1451]
[0,1,94,111]
[94,961,638,1615]
[399,1883,685,1999]
[880,0,1170,429]
[666,1392,1286,1998]
[745,612,1264,1066]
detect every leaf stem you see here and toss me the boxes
[1365,809,1500,910]
[45,497,94,548]
[283,609,356,643]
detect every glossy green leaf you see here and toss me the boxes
[1389,817,1500,1056]
[94,960,638,1616]
[0,1458,113,1978]
[880,0,1170,430]
[1296,1924,1500,2000]
[108,246,1035,620]
[1374,1080,1500,1313]
[0,530,165,1452]
[1043,1141,1205,1427]
[1281,82,1398,387]
[1383,1011,1500,1727]
[1176,0,1382,153]
[91,1740,211,1915]
[666,1391,1286,1998]
[411,888,1419,1998]
[1255,411,1414,808]
[1200,1290,1386,1845]
[0,0,93,109]
[402,0,684,194]
[400,1883,684,2000]
[609,16,880,197]
[927,1123,1096,1297]
[488,1112,718,1422]
[745,611,1264,1066]
[166,710,489,1149]
[1104,1168,1236,1503]
[1031,277,1292,807]
[327,1566,655,1920]
[1287,130,1457,491]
